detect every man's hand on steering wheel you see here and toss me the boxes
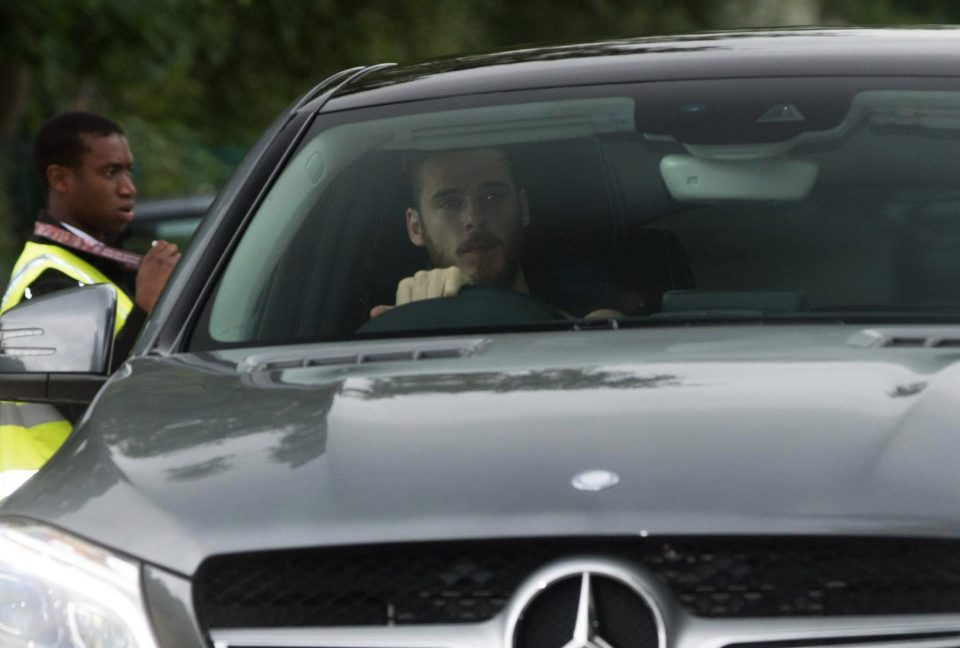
[370,267,475,318]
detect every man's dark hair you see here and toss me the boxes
[401,150,432,208]
[402,148,519,210]
[33,111,125,191]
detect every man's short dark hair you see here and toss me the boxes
[402,148,519,210]
[33,111,125,191]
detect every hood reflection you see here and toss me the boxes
[95,358,339,474]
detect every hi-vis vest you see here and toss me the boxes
[1,241,134,333]
[0,402,71,499]
[0,241,134,499]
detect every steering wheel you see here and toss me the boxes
[356,285,565,335]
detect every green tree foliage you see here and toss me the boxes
[822,0,960,24]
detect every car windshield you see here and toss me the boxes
[192,75,960,349]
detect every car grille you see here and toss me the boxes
[195,537,960,629]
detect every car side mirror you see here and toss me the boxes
[0,284,116,404]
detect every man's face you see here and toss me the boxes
[406,149,529,287]
[52,133,136,239]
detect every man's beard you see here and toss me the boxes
[421,223,523,289]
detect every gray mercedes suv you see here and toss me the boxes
[3,27,960,648]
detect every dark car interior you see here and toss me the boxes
[230,135,700,344]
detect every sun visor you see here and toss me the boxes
[660,154,818,202]
[382,97,636,150]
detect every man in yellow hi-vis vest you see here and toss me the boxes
[1,111,181,498]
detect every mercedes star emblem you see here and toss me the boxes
[507,558,667,648]
[565,573,612,648]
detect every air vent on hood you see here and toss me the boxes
[847,327,960,349]
[240,338,490,373]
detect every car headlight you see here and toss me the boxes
[0,518,158,647]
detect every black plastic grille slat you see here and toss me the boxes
[194,537,960,629]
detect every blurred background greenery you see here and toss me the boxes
[1,0,958,270]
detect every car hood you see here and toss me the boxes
[6,323,960,575]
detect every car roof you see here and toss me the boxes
[313,28,960,113]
